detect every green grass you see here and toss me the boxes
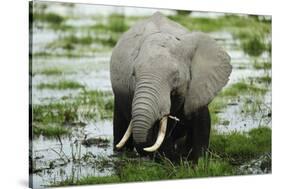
[210,112,220,126]
[210,127,271,164]
[52,157,233,186]
[253,62,272,70]
[32,103,78,125]
[38,68,63,75]
[51,126,271,186]
[91,14,129,33]
[47,33,119,51]
[108,14,129,33]
[33,124,70,137]
[242,35,267,57]
[249,75,272,84]
[168,14,271,56]
[94,36,118,47]
[37,81,84,90]
[168,14,270,33]
[208,97,229,126]
[220,82,267,97]
[64,35,93,45]
[209,97,228,113]
[258,75,272,83]
[32,89,114,137]
[33,12,64,25]
[55,176,120,186]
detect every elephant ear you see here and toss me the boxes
[184,32,232,115]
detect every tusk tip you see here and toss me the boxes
[143,147,155,152]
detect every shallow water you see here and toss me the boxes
[31,2,271,187]
[31,120,113,188]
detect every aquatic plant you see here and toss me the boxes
[210,127,271,164]
[33,12,64,25]
[37,80,84,90]
[242,35,266,57]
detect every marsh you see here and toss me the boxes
[29,2,271,188]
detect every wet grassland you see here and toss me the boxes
[30,3,271,188]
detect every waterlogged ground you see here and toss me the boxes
[30,2,272,188]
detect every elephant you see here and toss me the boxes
[110,12,232,163]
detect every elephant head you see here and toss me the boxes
[114,13,231,153]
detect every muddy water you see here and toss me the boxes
[31,2,271,188]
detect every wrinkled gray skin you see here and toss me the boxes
[110,12,232,162]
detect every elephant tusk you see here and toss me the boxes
[143,116,168,152]
[115,121,132,149]
[168,115,180,122]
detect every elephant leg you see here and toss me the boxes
[113,96,134,152]
[184,106,211,163]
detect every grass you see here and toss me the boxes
[47,35,93,51]
[168,14,271,57]
[209,97,228,113]
[32,89,114,137]
[249,75,272,84]
[108,14,129,33]
[38,68,63,75]
[253,62,272,70]
[242,35,267,57]
[47,33,119,52]
[50,125,271,186]
[168,14,270,33]
[219,82,267,97]
[258,75,272,83]
[94,36,118,47]
[37,80,84,90]
[210,127,271,164]
[32,103,78,125]
[33,12,64,25]
[91,14,129,33]
[33,124,70,137]
[52,157,233,186]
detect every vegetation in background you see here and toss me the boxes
[33,12,64,25]
[242,35,267,56]
[108,14,129,33]
[32,90,113,137]
[253,62,272,70]
[219,82,267,97]
[33,123,70,137]
[37,80,85,90]
[38,68,63,75]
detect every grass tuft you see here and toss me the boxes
[33,12,64,25]
[52,157,233,186]
[210,127,271,164]
[37,81,84,90]
[33,124,69,137]
[39,68,63,75]
[253,62,272,70]
[220,82,267,97]
[108,14,129,33]
[32,89,114,137]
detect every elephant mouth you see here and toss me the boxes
[115,115,179,152]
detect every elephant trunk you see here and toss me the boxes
[131,75,168,145]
